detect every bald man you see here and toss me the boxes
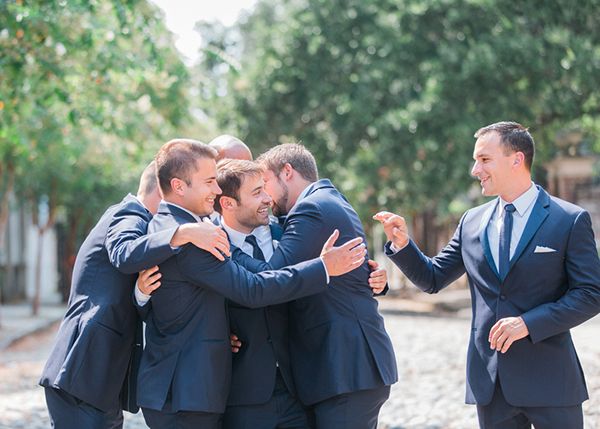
[209,134,253,161]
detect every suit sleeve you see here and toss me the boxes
[176,245,328,308]
[232,201,328,273]
[385,214,467,294]
[521,210,600,343]
[105,203,179,274]
[268,200,329,268]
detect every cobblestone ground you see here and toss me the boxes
[0,313,598,429]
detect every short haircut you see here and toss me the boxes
[137,161,158,197]
[257,143,318,182]
[474,121,535,170]
[214,159,264,213]
[154,139,218,195]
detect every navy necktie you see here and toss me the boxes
[499,203,516,279]
[245,234,266,261]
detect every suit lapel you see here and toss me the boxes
[478,199,501,280]
[508,188,550,272]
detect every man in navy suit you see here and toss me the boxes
[375,121,600,428]
[138,139,366,429]
[214,158,389,429]
[233,144,398,429]
[40,162,232,429]
[214,158,310,428]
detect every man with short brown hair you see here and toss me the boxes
[376,121,600,428]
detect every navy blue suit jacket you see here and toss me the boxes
[226,222,298,406]
[39,194,178,412]
[235,179,398,405]
[387,187,600,407]
[137,202,329,413]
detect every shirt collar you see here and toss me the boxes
[221,219,271,249]
[220,219,247,249]
[499,182,538,217]
[164,201,203,223]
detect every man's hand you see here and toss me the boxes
[320,229,366,276]
[230,333,242,353]
[372,211,410,250]
[488,316,529,353]
[171,220,231,261]
[368,259,387,294]
[137,265,161,295]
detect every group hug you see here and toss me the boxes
[40,121,600,429]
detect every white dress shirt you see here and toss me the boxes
[487,183,539,270]
[221,221,274,261]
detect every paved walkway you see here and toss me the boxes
[0,300,598,428]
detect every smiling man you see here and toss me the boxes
[375,121,600,429]
[215,159,309,428]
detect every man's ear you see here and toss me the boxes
[170,177,186,196]
[513,152,525,168]
[220,196,237,211]
[282,163,294,180]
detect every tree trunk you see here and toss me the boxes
[0,163,15,248]
[32,227,45,316]
[31,197,56,316]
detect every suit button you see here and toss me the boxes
[500,294,506,301]
[267,337,272,343]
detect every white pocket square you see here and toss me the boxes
[534,245,557,253]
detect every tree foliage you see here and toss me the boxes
[0,0,195,304]
[198,0,600,228]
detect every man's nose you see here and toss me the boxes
[262,192,273,204]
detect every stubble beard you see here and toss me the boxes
[271,180,289,217]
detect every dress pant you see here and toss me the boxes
[44,387,123,429]
[223,369,310,429]
[142,407,222,429]
[308,385,391,429]
[477,380,583,429]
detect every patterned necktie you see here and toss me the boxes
[499,203,516,279]
[245,234,266,261]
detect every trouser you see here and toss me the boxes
[223,369,310,429]
[308,385,391,429]
[477,380,583,429]
[44,386,123,429]
[142,406,222,429]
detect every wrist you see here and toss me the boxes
[390,238,409,253]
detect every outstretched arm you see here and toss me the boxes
[373,211,466,294]
[105,204,178,274]
[177,230,366,308]
[107,205,230,274]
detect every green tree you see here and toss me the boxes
[0,0,194,312]
[199,0,600,252]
